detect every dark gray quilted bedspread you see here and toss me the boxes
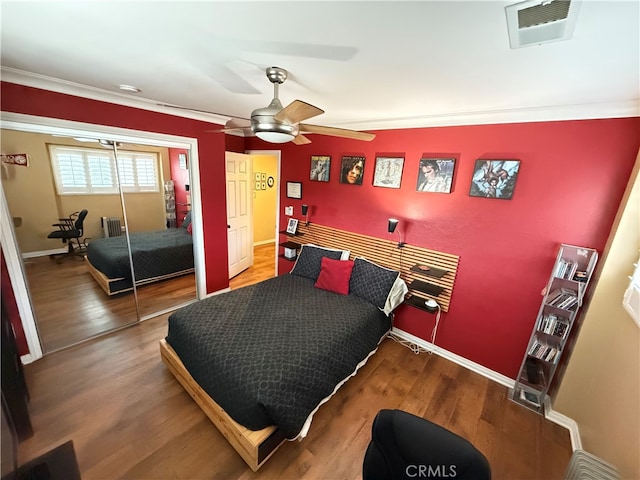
[86,228,193,281]
[165,274,391,439]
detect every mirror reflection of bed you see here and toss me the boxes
[0,128,198,353]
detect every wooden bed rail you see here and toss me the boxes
[288,222,460,312]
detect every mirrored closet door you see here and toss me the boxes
[0,125,199,354]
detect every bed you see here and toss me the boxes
[160,244,408,470]
[85,214,194,295]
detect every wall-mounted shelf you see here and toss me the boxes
[410,264,448,279]
[408,279,445,297]
[280,241,301,249]
[279,230,305,237]
[404,294,438,312]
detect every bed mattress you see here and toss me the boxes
[165,273,391,439]
[86,228,193,281]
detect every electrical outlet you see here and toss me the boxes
[285,206,293,216]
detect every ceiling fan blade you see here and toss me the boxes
[156,102,250,120]
[274,100,324,124]
[225,118,251,129]
[299,124,376,141]
[292,134,312,145]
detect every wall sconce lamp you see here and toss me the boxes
[387,218,405,248]
[302,204,310,226]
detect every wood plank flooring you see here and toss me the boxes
[16,242,573,479]
[23,254,197,353]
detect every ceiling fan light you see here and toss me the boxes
[255,131,294,143]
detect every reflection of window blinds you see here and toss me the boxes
[136,157,157,187]
[623,256,640,327]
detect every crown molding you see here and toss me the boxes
[2,67,638,131]
[1,67,230,125]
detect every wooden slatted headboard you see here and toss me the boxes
[287,222,460,312]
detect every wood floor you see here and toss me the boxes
[16,243,573,479]
[24,253,197,353]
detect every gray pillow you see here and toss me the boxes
[290,244,348,281]
[349,257,401,310]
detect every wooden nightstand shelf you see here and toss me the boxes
[410,264,448,278]
[278,238,302,261]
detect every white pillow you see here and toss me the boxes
[384,276,409,315]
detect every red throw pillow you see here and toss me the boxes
[315,257,354,295]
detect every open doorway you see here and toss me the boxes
[229,150,279,290]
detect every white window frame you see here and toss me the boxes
[48,144,160,195]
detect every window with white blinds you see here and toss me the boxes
[48,145,160,194]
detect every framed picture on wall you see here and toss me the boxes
[373,156,404,188]
[310,155,330,182]
[286,218,299,235]
[339,156,365,185]
[469,159,521,200]
[178,153,188,170]
[416,158,456,193]
[286,181,302,199]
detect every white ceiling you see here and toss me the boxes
[1,1,638,131]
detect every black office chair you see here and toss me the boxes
[47,210,89,263]
[363,409,491,480]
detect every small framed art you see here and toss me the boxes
[469,159,521,199]
[373,156,404,188]
[286,181,302,199]
[339,156,365,185]
[178,153,188,170]
[416,158,456,193]
[286,218,299,234]
[310,155,330,182]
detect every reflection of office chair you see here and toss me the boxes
[47,210,89,263]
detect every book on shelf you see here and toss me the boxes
[537,313,570,339]
[554,259,579,280]
[528,340,559,363]
[546,288,578,310]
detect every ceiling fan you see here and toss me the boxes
[213,66,375,145]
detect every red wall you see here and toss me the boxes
[3,81,638,377]
[1,82,230,293]
[250,118,639,377]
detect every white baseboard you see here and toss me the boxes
[20,353,36,365]
[391,327,582,449]
[544,403,583,451]
[254,239,275,247]
[391,328,515,388]
[22,248,66,259]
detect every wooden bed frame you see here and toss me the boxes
[159,339,286,471]
[85,255,194,296]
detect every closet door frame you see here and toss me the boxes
[0,112,205,363]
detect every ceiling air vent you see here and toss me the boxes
[505,0,581,49]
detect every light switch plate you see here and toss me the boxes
[285,206,293,216]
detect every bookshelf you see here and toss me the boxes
[510,244,598,413]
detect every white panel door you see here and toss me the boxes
[226,152,253,278]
